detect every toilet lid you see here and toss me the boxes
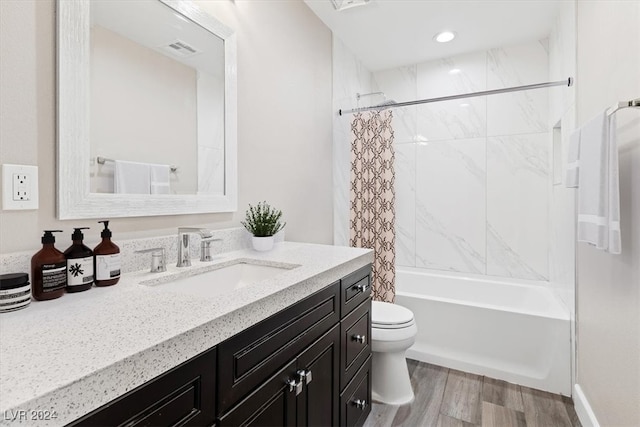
[371,301,414,327]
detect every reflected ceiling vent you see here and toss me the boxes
[331,0,370,11]
[160,39,201,58]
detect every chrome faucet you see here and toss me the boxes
[177,227,213,267]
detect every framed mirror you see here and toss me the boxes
[57,0,237,219]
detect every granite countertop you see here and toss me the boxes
[0,242,372,426]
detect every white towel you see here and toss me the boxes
[114,160,150,194]
[150,164,171,195]
[565,130,580,188]
[572,112,621,254]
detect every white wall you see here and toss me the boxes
[0,0,333,255]
[575,1,640,426]
[373,40,552,281]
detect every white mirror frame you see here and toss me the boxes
[57,0,237,219]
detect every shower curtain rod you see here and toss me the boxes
[338,77,574,116]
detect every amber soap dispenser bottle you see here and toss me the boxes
[31,230,67,300]
[64,227,94,292]
[94,220,120,286]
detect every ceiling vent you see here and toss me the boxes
[331,0,370,11]
[160,40,200,58]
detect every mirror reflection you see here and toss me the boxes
[88,0,225,196]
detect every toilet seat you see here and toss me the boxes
[372,301,415,329]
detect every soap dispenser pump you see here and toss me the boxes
[94,220,120,286]
[31,230,67,301]
[64,227,94,293]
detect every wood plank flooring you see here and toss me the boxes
[364,360,581,427]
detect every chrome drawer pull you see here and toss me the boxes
[351,334,366,344]
[354,283,369,293]
[297,369,313,385]
[353,399,367,410]
[287,378,303,395]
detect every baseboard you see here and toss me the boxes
[574,384,600,427]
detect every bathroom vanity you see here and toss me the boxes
[0,242,372,427]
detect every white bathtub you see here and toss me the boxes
[395,267,571,395]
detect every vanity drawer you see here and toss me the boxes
[340,356,372,427]
[218,281,340,414]
[70,347,216,427]
[340,299,371,390]
[340,265,371,318]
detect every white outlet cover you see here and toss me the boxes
[2,164,39,210]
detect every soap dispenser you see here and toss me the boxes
[31,230,66,300]
[94,220,120,286]
[64,227,94,293]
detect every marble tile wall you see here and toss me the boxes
[548,0,577,313]
[374,39,552,280]
[332,36,374,247]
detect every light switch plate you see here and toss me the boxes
[2,164,39,210]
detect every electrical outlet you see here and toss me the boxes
[2,164,39,210]
[13,174,30,201]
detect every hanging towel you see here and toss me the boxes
[572,111,621,254]
[565,130,580,188]
[114,160,150,194]
[150,164,171,195]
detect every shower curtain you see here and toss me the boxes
[349,110,396,303]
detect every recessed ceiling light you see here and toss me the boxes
[434,31,456,43]
[449,68,461,75]
[460,103,470,107]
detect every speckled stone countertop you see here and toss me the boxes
[0,242,372,426]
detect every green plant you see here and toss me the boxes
[241,201,286,237]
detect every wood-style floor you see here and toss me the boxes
[364,360,581,427]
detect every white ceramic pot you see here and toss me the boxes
[252,235,275,252]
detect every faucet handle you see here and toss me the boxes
[200,238,222,262]
[135,247,167,273]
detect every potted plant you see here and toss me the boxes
[241,201,286,251]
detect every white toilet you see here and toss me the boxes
[371,300,417,405]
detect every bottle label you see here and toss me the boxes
[96,254,121,280]
[67,257,94,287]
[42,262,67,292]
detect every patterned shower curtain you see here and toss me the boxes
[349,111,396,303]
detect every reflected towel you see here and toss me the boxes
[114,160,150,194]
[565,130,580,188]
[572,112,621,254]
[150,164,171,195]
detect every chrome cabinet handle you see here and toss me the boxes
[353,399,367,410]
[297,369,312,385]
[351,334,366,344]
[354,283,369,293]
[287,378,303,395]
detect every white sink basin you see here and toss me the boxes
[142,261,295,298]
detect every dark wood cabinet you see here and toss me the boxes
[70,264,372,427]
[219,325,341,427]
[69,347,216,427]
[217,281,340,414]
[340,356,372,427]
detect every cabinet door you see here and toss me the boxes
[296,325,340,427]
[217,360,298,427]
